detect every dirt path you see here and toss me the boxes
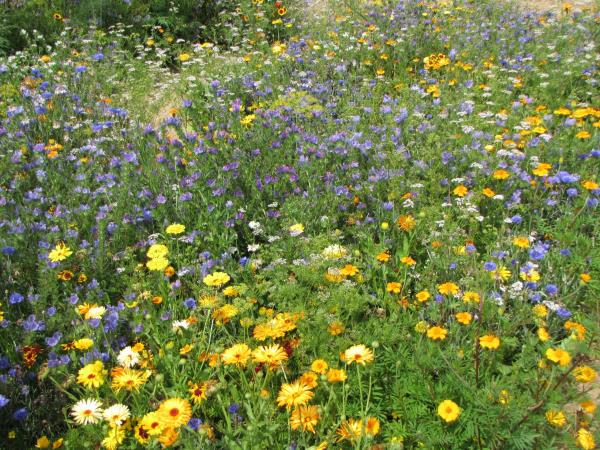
[302,0,330,22]
[516,0,598,13]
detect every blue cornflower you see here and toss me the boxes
[188,418,203,430]
[510,215,523,224]
[8,292,24,304]
[0,394,9,408]
[45,332,62,347]
[484,261,497,271]
[184,298,196,309]
[545,284,558,296]
[12,407,28,421]
[22,315,44,332]
[529,244,548,261]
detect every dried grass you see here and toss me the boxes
[517,0,598,12]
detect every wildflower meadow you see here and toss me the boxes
[0,0,598,448]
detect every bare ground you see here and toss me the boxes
[516,0,598,13]
[302,0,330,22]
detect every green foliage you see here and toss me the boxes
[0,0,598,448]
[0,0,252,55]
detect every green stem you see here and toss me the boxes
[48,375,79,402]
[357,365,364,414]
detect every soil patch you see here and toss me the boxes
[516,0,598,13]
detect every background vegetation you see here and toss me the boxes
[0,0,598,448]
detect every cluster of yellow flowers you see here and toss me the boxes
[423,53,450,70]
[267,344,377,439]
[203,271,231,287]
[146,243,169,271]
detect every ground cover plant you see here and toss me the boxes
[0,0,250,55]
[0,0,599,448]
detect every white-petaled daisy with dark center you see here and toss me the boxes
[71,398,103,425]
[102,403,130,426]
[344,344,374,365]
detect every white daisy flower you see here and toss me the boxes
[71,398,103,425]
